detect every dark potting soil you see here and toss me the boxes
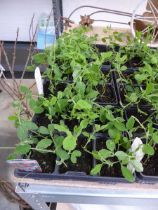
[143,145,158,176]
[125,107,155,134]
[33,113,50,127]
[59,138,93,175]
[95,134,123,177]
[125,56,144,68]
[119,84,152,107]
[44,80,68,97]
[100,164,122,177]
[96,84,117,104]
[64,118,79,130]
[125,107,154,123]
[30,150,56,173]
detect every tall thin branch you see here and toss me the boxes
[20,15,37,84]
[12,28,20,90]
[0,42,18,89]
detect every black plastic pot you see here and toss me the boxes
[124,106,155,122]
[95,44,111,53]
[95,44,120,53]
[124,106,156,139]
[137,152,158,183]
[113,70,153,109]
[124,107,158,183]
[96,82,118,105]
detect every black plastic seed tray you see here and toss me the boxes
[15,133,129,183]
[113,70,154,109]
[137,172,158,183]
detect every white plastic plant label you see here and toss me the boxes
[0,64,5,78]
[7,159,42,172]
[35,67,44,95]
[130,137,144,161]
[127,137,144,173]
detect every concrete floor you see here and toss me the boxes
[0,89,19,209]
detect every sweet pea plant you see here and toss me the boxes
[9,27,158,182]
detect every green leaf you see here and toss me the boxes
[36,139,52,149]
[121,166,135,182]
[17,127,28,141]
[145,83,153,95]
[126,116,135,130]
[105,110,115,121]
[92,151,100,160]
[86,90,98,99]
[7,153,18,160]
[56,149,69,161]
[114,120,126,131]
[114,131,121,144]
[108,128,118,139]
[26,65,35,71]
[98,149,112,159]
[100,51,113,61]
[29,99,44,114]
[90,164,102,175]
[15,144,31,155]
[48,124,54,133]
[76,81,85,95]
[143,144,154,155]
[57,91,63,99]
[71,150,81,163]
[151,56,157,64]
[54,124,70,135]
[115,151,128,161]
[80,119,88,129]
[8,115,18,121]
[63,135,77,151]
[106,140,115,152]
[54,136,64,148]
[38,126,49,135]
[74,100,92,110]
[12,100,21,107]
[153,132,158,143]
[32,53,46,64]
[56,99,68,112]
[50,96,57,105]
[121,65,127,71]
[129,92,138,103]
[19,85,30,94]
[135,74,147,83]
[20,121,38,131]
[33,106,44,114]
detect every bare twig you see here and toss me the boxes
[29,14,35,43]
[0,79,16,100]
[20,15,38,83]
[0,42,11,72]
[12,28,20,90]
[0,42,19,90]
